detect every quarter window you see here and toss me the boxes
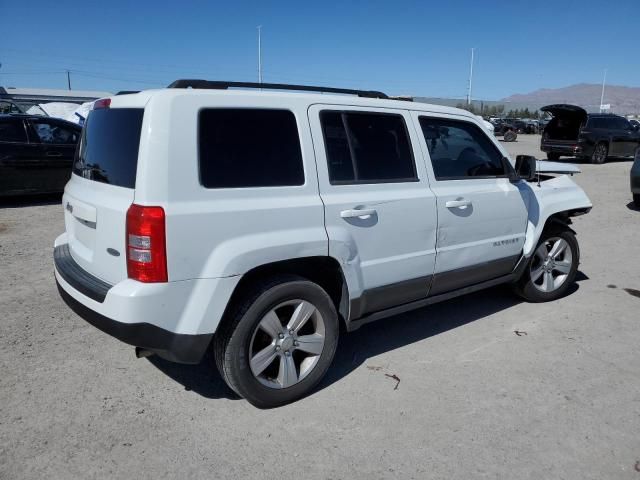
[419,117,507,180]
[199,109,304,189]
[320,111,417,184]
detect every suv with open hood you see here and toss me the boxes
[54,81,592,407]
[540,104,640,164]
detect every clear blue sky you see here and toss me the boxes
[1,0,638,100]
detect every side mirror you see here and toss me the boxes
[515,155,537,181]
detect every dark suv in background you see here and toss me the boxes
[0,114,81,196]
[540,104,640,164]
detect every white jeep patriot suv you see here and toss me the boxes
[54,80,592,407]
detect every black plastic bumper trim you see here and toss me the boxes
[54,244,112,303]
[56,281,212,364]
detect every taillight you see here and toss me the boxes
[126,204,167,283]
[94,98,111,109]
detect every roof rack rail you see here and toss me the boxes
[167,79,388,99]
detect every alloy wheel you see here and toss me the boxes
[530,237,573,293]
[593,143,607,164]
[249,299,326,389]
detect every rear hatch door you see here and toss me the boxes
[540,104,588,118]
[541,104,588,143]
[63,106,144,285]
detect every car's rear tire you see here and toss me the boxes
[213,275,339,408]
[515,228,579,302]
[503,130,517,142]
[546,152,561,161]
[591,142,608,164]
[634,193,640,208]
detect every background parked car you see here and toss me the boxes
[540,104,640,164]
[0,114,81,196]
[491,118,518,141]
[520,119,539,134]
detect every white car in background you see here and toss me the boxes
[54,80,592,407]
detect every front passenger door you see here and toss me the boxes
[413,113,529,296]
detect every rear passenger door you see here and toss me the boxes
[309,105,437,318]
[606,117,625,157]
[412,113,528,296]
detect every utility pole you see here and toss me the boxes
[257,26,263,84]
[467,48,474,106]
[66,70,71,90]
[599,69,607,113]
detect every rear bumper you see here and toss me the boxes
[54,235,240,364]
[56,281,211,363]
[541,141,590,156]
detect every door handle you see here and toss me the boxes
[340,208,377,219]
[445,199,472,209]
[46,151,62,157]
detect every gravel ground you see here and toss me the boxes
[1,134,639,479]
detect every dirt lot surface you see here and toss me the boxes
[1,134,639,479]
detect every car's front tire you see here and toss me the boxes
[213,275,339,408]
[634,193,640,208]
[515,228,579,302]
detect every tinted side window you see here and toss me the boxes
[199,109,304,188]
[612,117,631,130]
[31,121,79,144]
[0,119,27,143]
[320,111,417,184]
[419,117,506,180]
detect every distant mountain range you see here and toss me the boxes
[501,83,640,115]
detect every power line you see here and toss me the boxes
[0,70,66,75]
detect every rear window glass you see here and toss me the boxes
[199,109,304,188]
[73,108,143,188]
